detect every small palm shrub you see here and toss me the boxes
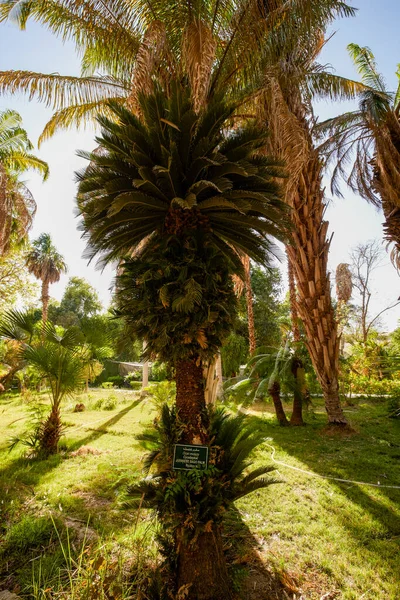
[123,406,278,556]
[0,311,86,456]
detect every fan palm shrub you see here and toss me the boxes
[124,405,279,600]
[0,310,86,455]
[77,83,287,599]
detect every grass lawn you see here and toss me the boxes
[0,388,399,599]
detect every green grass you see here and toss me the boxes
[1,390,400,599]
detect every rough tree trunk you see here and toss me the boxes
[287,250,300,342]
[290,360,305,426]
[243,254,256,355]
[174,357,232,600]
[0,364,21,391]
[285,155,347,425]
[0,163,12,256]
[287,255,305,425]
[41,404,62,455]
[41,279,50,324]
[268,380,289,426]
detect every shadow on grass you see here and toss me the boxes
[248,402,400,585]
[224,507,293,600]
[0,399,142,523]
[67,398,142,451]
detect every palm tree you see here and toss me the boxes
[0,109,48,254]
[0,310,86,455]
[77,84,287,600]
[335,263,352,354]
[124,405,278,599]
[318,44,400,268]
[26,233,67,323]
[255,4,369,426]
[0,1,363,426]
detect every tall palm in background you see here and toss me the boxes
[319,44,400,268]
[77,85,287,599]
[0,109,48,254]
[255,4,369,424]
[26,233,67,323]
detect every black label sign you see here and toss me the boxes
[172,444,209,471]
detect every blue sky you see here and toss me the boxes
[0,1,399,330]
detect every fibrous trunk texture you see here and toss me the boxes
[243,254,256,355]
[285,155,347,425]
[0,164,11,256]
[290,360,305,426]
[175,357,208,444]
[174,357,232,600]
[268,380,289,426]
[41,279,50,324]
[287,250,300,343]
[177,526,232,600]
[41,404,61,455]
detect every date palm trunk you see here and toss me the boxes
[285,154,347,425]
[0,163,11,256]
[268,380,289,426]
[287,254,305,425]
[174,357,232,600]
[41,278,50,324]
[243,254,256,355]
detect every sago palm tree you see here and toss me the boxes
[26,233,67,323]
[77,83,287,600]
[0,109,48,254]
[318,44,400,268]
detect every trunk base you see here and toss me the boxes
[322,423,356,436]
[268,381,289,426]
[177,526,232,600]
[40,406,62,455]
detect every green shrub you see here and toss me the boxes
[101,381,114,390]
[145,381,176,409]
[150,361,169,382]
[130,381,142,390]
[349,375,400,397]
[2,515,58,555]
[94,394,118,410]
[124,405,278,544]
[107,375,125,388]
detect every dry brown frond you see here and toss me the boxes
[335,263,352,303]
[182,20,217,114]
[258,77,309,202]
[126,20,167,113]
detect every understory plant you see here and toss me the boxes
[0,310,86,456]
[227,339,312,426]
[123,405,278,597]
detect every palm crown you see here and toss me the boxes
[77,84,287,362]
[318,44,400,266]
[26,232,67,284]
[0,109,48,254]
[0,1,359,144]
